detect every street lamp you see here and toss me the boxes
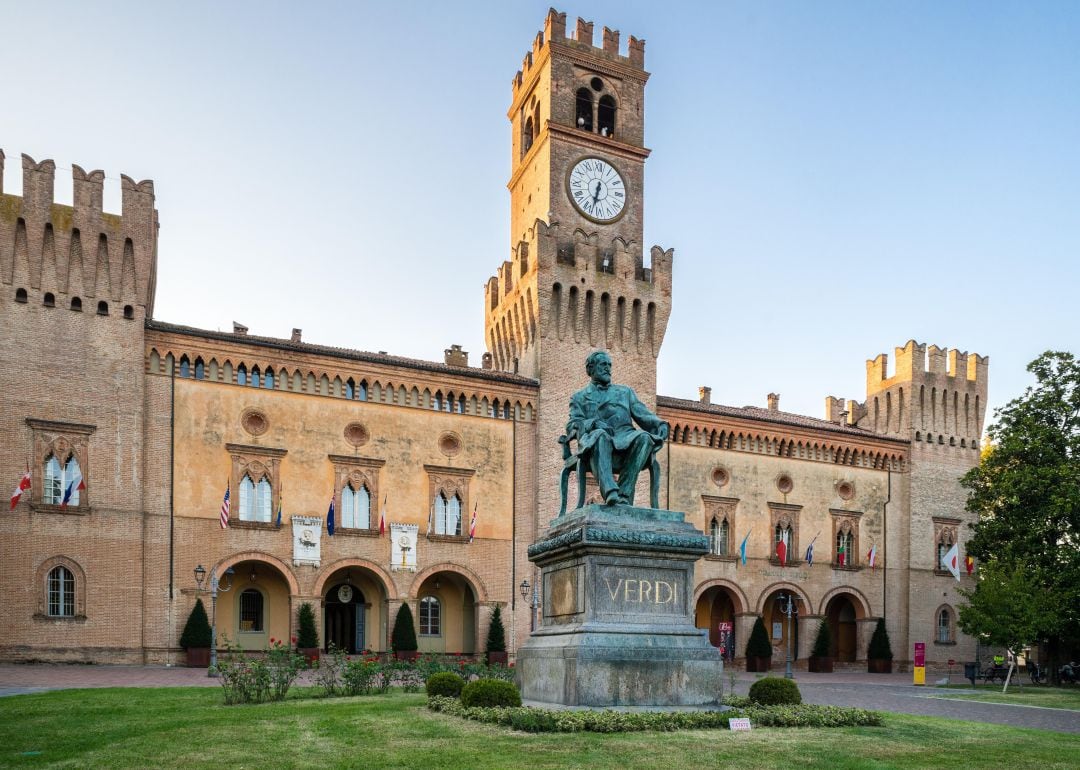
[775,593,796,680]
[519,578,540,632]
[194,564,235,677]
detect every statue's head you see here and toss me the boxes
[585,351,613,385]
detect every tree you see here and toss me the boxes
[961,351,1080,679]
[485,606,506,653]
[179,598,211,649]
[867,618,893,661]
[745,616,772,658]
[392,603,418,652]
[296,602,319,649]
[810,619,832,659]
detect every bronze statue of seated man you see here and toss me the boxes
[566,351,669,506]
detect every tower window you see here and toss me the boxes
[97,301,109,316]
[598,95,616,138]
[15,288,28,303]
[71,297,82,312]
[523,116,534,154]
[575,88,593,131]
[43,292,55,307]
[590,77,604,91]
[123,305,134,320]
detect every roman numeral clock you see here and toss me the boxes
[567,157,627,223]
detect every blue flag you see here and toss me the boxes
[326,496,335,536]
[805,540,815,566]
[739,529,751,565]
[275,496,282,528]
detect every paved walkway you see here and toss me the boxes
[2,665,1078,733]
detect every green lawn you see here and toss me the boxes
[1,688,1079,769]
[934,684,1080,710]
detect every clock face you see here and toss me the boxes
[567,157,627,223]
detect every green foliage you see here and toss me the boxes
[460,678,521,708]
[748,676,802,705]
[296,602,319,649]
[392,603,418,652]
[178,598,211,649]
[961,351,1080,665]
[486,606,507,653]
[214,637,305,704]
[811,620,832,659]
[868,618,893,661]
[427,696,882,731]
[745,616,773,658]
[426,672,466,698]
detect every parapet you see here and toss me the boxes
[865,339,988,395]
[513,8,646,97]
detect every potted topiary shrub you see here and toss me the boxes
[296,602,320,665]
[179,598,212,667]
[867,618,893,673]
[808,619,833,673]
[745,616,773,672]
[392,602,419,661]
[485,606,508,666]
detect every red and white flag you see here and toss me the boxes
[10,466,31,510]
[776,533,787,566]
[468,501,478,543]
[867,542,878,570]
[379,495,386,537]
[219,482,231,529]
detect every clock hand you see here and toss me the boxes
[592,181,601,203]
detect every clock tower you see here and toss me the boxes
[485,9,673,525]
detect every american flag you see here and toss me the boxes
[219,483,230,529]
[468,501,478,543]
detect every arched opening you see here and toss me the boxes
[43,292,55,307]
[413,570,478,655]
[694,585,738,659]
[214,559,294,651]
[70,296,82,312]
[123,305,134,320]
[575,87,593,131]
[762,589,803,666]
[825,594,859,662]
[15,287,28,303]
[598,94,616,137]
[522,115,534,154]
[324,579,370,654]
[97,300,109,315]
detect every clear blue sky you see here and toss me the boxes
[3,1,1078,424]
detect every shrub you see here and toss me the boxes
[426,671,466,698]
[749,676,802,706]
[486,606,507,653]
[179,598,211,649]
[296,602,319,649]
[811,620,832,658]
[392,603,418,653]
[868,618,894,661]
[461,678,521,708]
[214,637,304,704]
[745,616,772,658]
[341,656,382,695]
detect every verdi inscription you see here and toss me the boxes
[595,564,683,615]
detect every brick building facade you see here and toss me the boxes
[0,9,986,671]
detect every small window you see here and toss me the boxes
[15,288,28,303]
[179,356,190,378]
[123,305,134,320]
[358,380,368,402]
[251,366,261,387]
[419,595,441,636]
[43,292,55,307]
[47,566,76,617]
[575,87,593,131]
[434,493,462,536]
[937,532,954,571]
[456,395,466,414]
[237,365,247,386]
[194,358,205,380]
[70,297,82,312]
[97,300,109,315]
[239,589,264,632]
[263,368,274,389]
[345,379,355,400]
[342,484,371,529]
[937,607,953,643]
[44,455,64,505]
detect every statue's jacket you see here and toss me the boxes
[567,383,665,453]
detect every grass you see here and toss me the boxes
[0,688,1078,769]
[934,684,1080,710]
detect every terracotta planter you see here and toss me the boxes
[299,648,320,666]
[746,656,772,673]
[185,647,210,668]
[808,656,833,673]
[868,658,893,674]
[486,651,508,666]
[395,650,418,662]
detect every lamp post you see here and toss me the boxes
[519,578,540,632]
[775,593,796,680]
[194,564,234,677]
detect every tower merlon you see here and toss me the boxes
[602,27,620,54]
[927,344,947,375]
[892,339,926,379]
[72,164,106,212]
[21,153,56,211]
[574,17,594,44]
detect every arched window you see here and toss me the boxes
[710,518,729,556]
[342,484,371,529]
[97,300,109,316]
[419,595,441,636]
[503,402,512,420]
[194,358,205,380]
[43,292,55,307]
[62,456,82,506]
[250,366,261,387]
[179,356,190,378]
[435,493,462,536]
[237,365,247,386]
[47,565,75,617]
[264,368,274,389]
[15,287,28,303]
[358,380,368,401]
[70,296,82,311]
[937,607,953,643]
[937,531,954,571]
[523,115,534,154]
[575,87,593,131]
[456,395,466,414]
[774,523,792,562]
[345,378,355,400]
[836,527,855,567]
[44,455,64,505]
[239,588,264,632]
[434,391,444,412]
[598,94,616,137]
[123,305,134,320]
[239,475,273,522]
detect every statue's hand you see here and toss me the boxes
[655,423,670,442]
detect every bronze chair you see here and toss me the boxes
[557,431,661,516]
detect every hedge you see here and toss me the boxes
[749,677,802,706]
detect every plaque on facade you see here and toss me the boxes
[390,523,418,571]
[292,516,322,566]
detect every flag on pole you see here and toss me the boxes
[739,528,751,565]
[379,495,387,537]
[219,483,230,529]
[805,532,819,566]
[10,466,31,510]
[275,494,282,528]
[837,539,846,567]
[60,465,85,508]
[867,542,878,570]
[965,554,975,575]
[942,542,961,581]
[326,496,336,536]
[426,499,434,535]
[468,501,478,543]
[776,534,787,567]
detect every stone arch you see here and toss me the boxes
[409,562,488,604]
[35,555,88,617]
[817,586,871,618]
[755,581,811,615]
[212,551,300,597]
[313,558,396,600]
[693,578,748,615]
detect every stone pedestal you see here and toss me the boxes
[517,504,723,707]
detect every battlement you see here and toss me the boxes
[1,149,158,315]
[866,339,988,394]
[512,8,646,96]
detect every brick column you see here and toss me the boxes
[856,617,880,663]
[799,614,825,664]
[734,612,760,667]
